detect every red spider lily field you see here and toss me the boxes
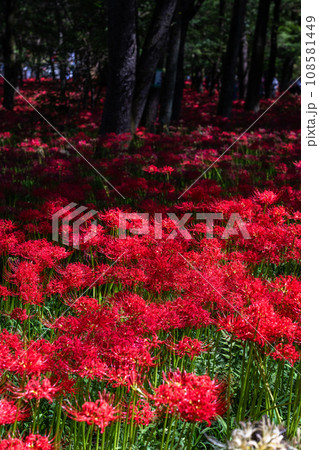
[0,81,300,449]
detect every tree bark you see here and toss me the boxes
[59,61,67,98]
[100,0,137,134]
[245,0,271,112]
[238,29,249,100]
[208,0,227,95]
[2,0,18,110]
[218,0,226,32]
[280,55,294,91]
[171,19,188,122]
[141,56,165,130]
[265,0,281,98]
[159,4,182,127]
[50,55,56,80]
[171,0,206,121]
[36,62,41,81]
[217,0,246,117]
[132,0,178,131]
[142,85,161,131]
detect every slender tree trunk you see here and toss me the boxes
[36,62,41,81]
[59,61,67,98]
[3,0,18,110]
[54,2,67,98]
[171,0,206,121]
[100,0,137,134]
[280,55,294,91]
[159,4,182,127]
[142,86,161,131]
[171,19,189,122]
[238,29,249,100]
[209,0,227,95]
[218,0,226,33]
[245,0,271,112]
[265,0,281,98]
[18,65,23,88]
[217,0,246,117]
[132,0,178,131]
[50,55,56,80]
[142,56,165,130]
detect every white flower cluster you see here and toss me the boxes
[205,416,300,450]
[228,417,300,450]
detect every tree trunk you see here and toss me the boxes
[159,4,182,127]
[59,61,67,98]
[141,56,165,130]
[50,55,56,80]
[217,0,246,117]
[2,0,18,110]
[265,0,281,98]
[218,0,226,31]
[36,62,41,81]
[245,0,271,112]
[238,29,249,100]
[171,0,206,121]
[280,55,294,91]
[132,0,178,131]
[171,19,189,122]
[209,0,227,95]
[100,0,137,134]
[142,86,161,131]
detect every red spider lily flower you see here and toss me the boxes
[8,376,61,402]
[5,261,43,305]
[14,239,71,270]
[0,220,25,255]
[0,398,29,425]
[0,285,15,299]
[124,399,155,426]
[6,308,32,322]
[63,392,118,432]
[153,371,226,425]
[15,344,52,376]
[143,165,160,173]
[0,438,25,450]
[0,434,53,450]
[254,189,279,206]
[167,337,208,360]
[160,166,174,174]
[46,262,93,296]
[24,434,53,449]
[0,132,11,139]
[76,356,109,380]
[270,343,300,366]
[63,296,100,313]
[106,367,143,389]
[0,330,24,372]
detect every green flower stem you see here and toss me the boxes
[160,410,170,450]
